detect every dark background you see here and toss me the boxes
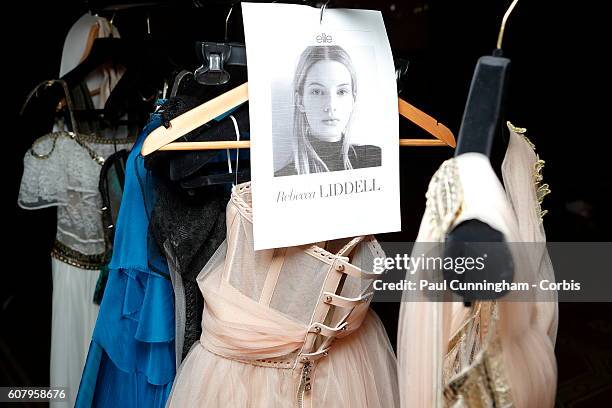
[2,1,610,406]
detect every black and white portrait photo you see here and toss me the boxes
[243,3,400,250]
[273,45,382,177]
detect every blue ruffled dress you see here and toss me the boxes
[76,115,175,407]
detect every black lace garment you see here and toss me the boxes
[144,62,253,361]
[150,180,227,360]
[146,93,245,361]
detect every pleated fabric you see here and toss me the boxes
[169,312,397,407]
[49,259,99,408]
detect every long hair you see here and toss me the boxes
[292,45,357,174]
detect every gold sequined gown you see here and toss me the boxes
[398,123,558,407]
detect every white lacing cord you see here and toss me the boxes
[228,115,241,186]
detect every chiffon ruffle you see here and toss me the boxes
[91,265,175,385]
[76,117,175,407]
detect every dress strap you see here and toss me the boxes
[321,291,373,308]
[336,236,365,257]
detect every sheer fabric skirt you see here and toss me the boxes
[166,311,399,408]
[50,258,99,408]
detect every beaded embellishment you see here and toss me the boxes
[31,132,105,165]
[50,239,107,270]
[507,122,550,222]
[425,158,464,241]
[443,304,513,408]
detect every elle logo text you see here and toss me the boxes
[316,33,333,43]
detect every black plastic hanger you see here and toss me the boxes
[144,4,251,188]
[179,160,251,191]
[167,103,250,184]
[445,0,521,302]
[453,54,510,162]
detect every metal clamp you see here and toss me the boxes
[194,42,247,86]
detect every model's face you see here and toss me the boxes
[301,60,354,142]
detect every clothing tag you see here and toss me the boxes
[243,2,400,250]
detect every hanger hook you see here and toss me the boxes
[496,0,520,50]
[225,5,234,42]
[227,115,241,186]
[320,1,330,25]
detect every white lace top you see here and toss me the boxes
[18,131,134,255]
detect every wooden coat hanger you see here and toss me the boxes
[141,2,455,156]
[140,81,455,155]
